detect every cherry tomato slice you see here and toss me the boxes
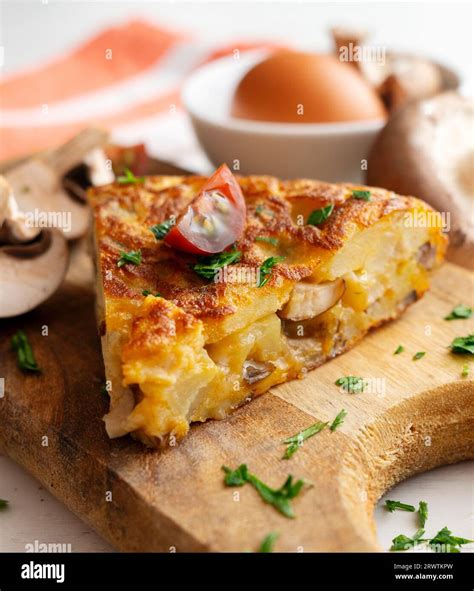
[164,164,246,254]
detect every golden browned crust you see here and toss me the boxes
[89,175,444,324]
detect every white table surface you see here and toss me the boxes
[1,0,473,552]
[0,451,472,552]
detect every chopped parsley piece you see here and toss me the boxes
[222,464,305,518]
[412,351,426,361]
[307,204,334,226]
[461,363,469,378]
[385,500,416,513]
[428,527,473,552]
[193,249,242,280]
[394,345,404,355]
[223,463,249,486]
[250,475,305,518]
[284,422,327,444]
[282,443,300,460]
[444,304,473,321]
[255,204,274,217]
[142,290,161,297]
[390,524,472,553]
[116,167,144,185]
[335,376,365,393]
[450,334,474,355]
[117,249,142,267]
[0,499,8,510]
[329,409,347,432]
[419,501,428,527]
[352,189,371,201]
[391,528,425,552]
[258,532,279,553]
[282,421,328,459]
[390,525,472,553]
[258,256,285,288]
[255,236,279,246]
[11,330,40,373]
[150,219,174,240]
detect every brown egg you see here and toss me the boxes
[232,51,387,123]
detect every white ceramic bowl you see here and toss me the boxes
[182,50,386,182]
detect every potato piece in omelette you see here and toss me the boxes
[88,168,447,447]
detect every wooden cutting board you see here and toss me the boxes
[0,245,473,552]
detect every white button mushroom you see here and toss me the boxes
[4,128,109,240]
[367,92,474,269]
[0,177,69,318]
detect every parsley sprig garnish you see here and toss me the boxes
[391,528,425,551]
[223,464,248,486]
[385,500,416,513]
[419,500,428,527]
[255,236,279,246]
[352,189,371,201]
[255,204,274,217]
[11,330,40,373]
[258,532,279,553]
[444,304,473,320]
[387,497,473,552]
[150,219,174,240]
[412,351,426,361]
[142,290,162,297]
[282,409,347,458]
[117,168,144,185]
[192,250,242,280]
[394,345,404,355]
[428,527,473,552]
[335,376,365,393]
[222,464,305,518]
[391,527,472,552]
[385,498,427,525]
[282,421,328,459]
[117,249,142,267]
[307,204,334,226]
[258,256,285,287]
[329,409,347,431]
[450,334,474,355]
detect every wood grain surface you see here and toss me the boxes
[0,244,473,552]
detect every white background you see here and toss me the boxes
[0,0,473,552]
[1,0,473,95]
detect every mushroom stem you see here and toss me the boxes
[0,177,69,318]
[5,128,110,240]
[279,279,346,321]
[43,128,109,177]
[0,176,40,243]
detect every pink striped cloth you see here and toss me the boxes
[0,20,276,169]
